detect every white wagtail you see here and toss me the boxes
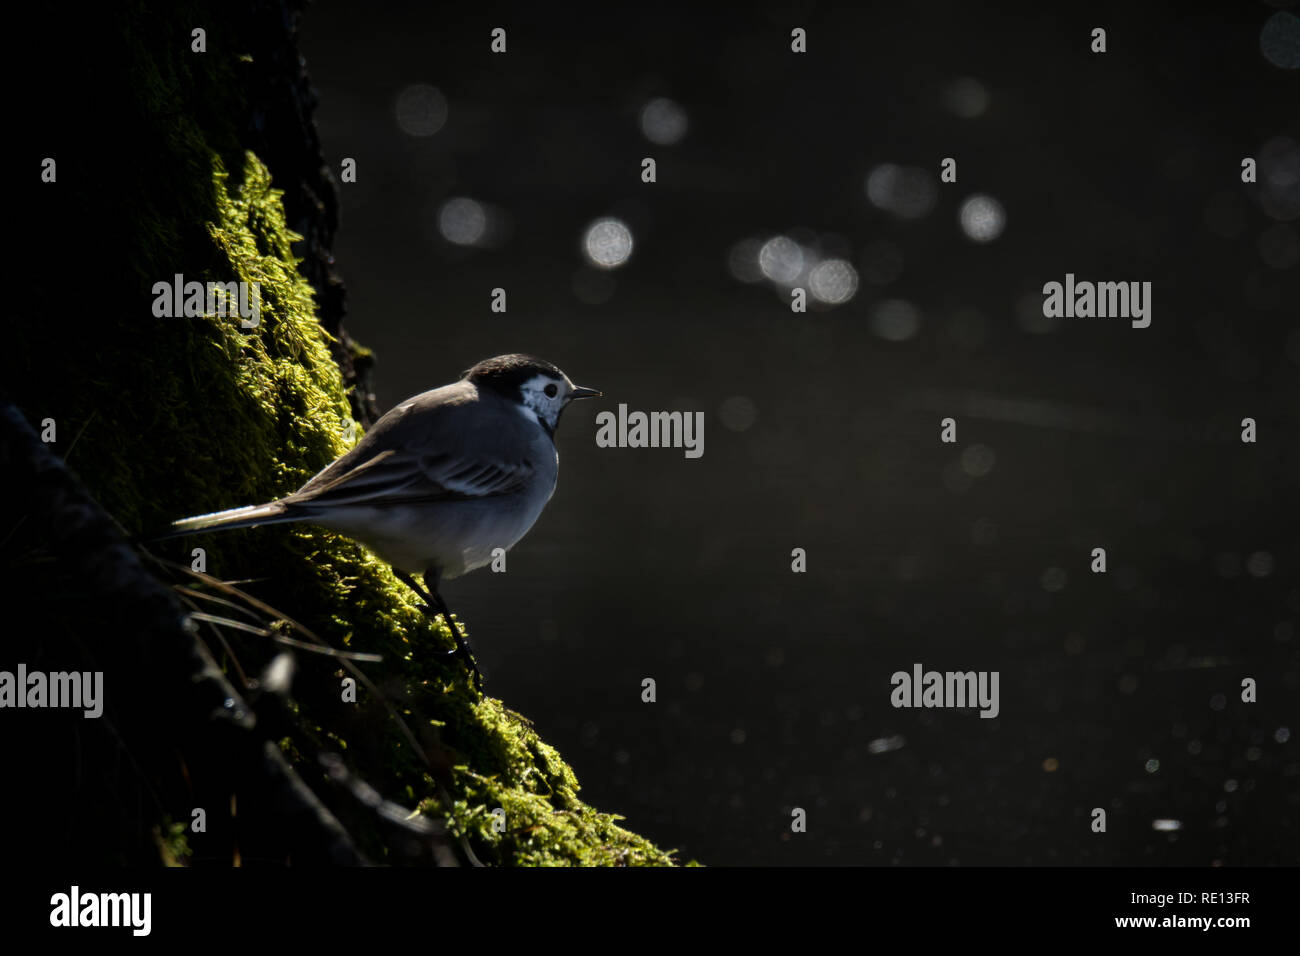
[168,354,601,687]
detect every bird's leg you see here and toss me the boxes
[393,569,434,610]
[426,582,484,693]
[392,569,482,690]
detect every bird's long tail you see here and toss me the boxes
[164,501,300,539]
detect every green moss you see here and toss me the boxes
[181,149,677,865]
[15,0,679,866]
[154,820,192,867]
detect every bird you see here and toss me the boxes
[167,353,602,688]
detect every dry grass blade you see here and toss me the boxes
[137,548,482,865]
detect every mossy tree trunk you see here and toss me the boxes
[9,0,675,866]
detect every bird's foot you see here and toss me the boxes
[441,643,483,692]
[437,617,483,692]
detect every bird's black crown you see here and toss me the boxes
[463,354,564,399]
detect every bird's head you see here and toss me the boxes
[463,353,601,434]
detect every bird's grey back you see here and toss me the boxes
[282,380,559,576]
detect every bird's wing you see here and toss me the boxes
[285,385,538,509]
[287,449,535,508]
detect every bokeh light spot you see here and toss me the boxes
[1041,567,1067,592]
[961,444,996,477]
[395,83,448,137]
[809,259,859,304]
[959,194,1006,242]
[727,238,766,283]
[1246,551,1275,577]
[437,197,487,246]
[719,396,757,432]
[1259,137,1300,221]
[1260,11,1300,69]
[758,236,804,285]
[870,299,921,341]
[866,164,938,219]
[943,77,990,118]
[640,97,689,145]
[583,218,634,269]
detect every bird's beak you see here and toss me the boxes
[570,385,602,400]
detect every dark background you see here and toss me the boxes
[298,1,1299,864]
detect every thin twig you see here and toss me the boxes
[138,549,482,865]
[185,609,384,661]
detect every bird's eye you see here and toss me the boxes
[544,384,558,398]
